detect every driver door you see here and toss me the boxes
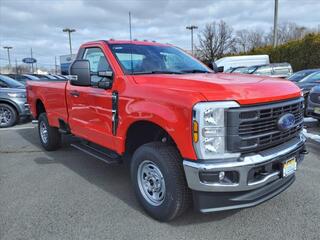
[67,47,115,150]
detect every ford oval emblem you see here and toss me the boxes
[278,113,295,131]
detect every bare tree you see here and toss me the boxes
[236,29,265,52]
[196,20,235,62]
[236,29,251,52]
[248,29,265,49]
[277,22,307,44]
[264,22,309,46]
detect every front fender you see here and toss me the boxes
[117,99,197,160]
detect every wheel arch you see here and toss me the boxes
[124,120,179,157]
[0,98,20,115]
[35,99,46,119]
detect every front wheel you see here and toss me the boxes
[131,142,191,221]
[38,113,61,151]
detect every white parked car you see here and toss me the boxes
[214,55,270,72]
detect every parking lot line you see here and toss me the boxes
[0,126,36,131]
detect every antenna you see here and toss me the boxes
[129,11,134,74]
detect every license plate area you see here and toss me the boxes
[314,107,320,114]
[282,157,297,177]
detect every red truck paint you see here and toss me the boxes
[27,40,301,161]
[27,40,303,219]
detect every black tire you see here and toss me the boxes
[131,142,191,221]
[0,103,17,128]
[38,113,61,151]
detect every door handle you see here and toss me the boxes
[70,90,80,97]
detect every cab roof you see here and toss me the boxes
[81,39,171,47]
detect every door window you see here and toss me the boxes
[0,80,8,88]
[83,48,112,84]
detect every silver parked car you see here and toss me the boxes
[244,63,293,78]
[0,75,31,127]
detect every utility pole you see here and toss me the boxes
[273,0,279,48]
[3,46,12,66]
[30,48,34,73]
[186,25,198,55]
[129,12,132,41]
[63,28,76,56]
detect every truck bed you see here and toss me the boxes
[27,80,68,127]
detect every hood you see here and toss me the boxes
[0,88,26,95]
[133,73,301,105]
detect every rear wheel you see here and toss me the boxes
[131,142,191,221]
[0,103,17,128]
[38,113,61,151]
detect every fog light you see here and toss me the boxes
[219,171,225,181]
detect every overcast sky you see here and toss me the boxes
[0,0,320,69]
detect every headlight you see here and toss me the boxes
[7,92,26,98]
[192,101,240,160]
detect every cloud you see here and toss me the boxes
[0,0,319,69]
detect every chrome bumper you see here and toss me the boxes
[183,133,306,192]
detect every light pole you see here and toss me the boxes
[63,28,76,56]
[273,0,279,48]
[30,48,34,73]
[186,25,198,55]
[3,46,13,66]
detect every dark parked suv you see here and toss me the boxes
[307,86,320,121]
[0,75,31,127]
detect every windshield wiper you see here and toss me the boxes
[181,69,211,73]
[132,70,183,75]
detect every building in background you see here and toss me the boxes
[60,54,76,75]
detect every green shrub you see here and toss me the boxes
[245,33,320,71]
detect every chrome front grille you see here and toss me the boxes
[227,98,304,153]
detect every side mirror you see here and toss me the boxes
[97,80,112,89]
[209,62,224,73]
[97,71,113,89]
[69,60,91,86]
[217,66,224,72]
[98,71,113,79]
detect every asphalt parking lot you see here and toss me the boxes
[0,121,319,240]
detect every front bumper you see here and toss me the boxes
[20,103,31,117]
[183,133,306,212]
[13,97,31,117]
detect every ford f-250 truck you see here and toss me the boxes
[27,40,307,221]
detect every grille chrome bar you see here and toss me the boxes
[227,97,304,153]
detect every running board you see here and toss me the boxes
[71,142,122,165]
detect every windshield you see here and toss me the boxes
[23,74,40,80]
[244,66,258,74]
[300,71,320,83]
[109,44,211,75]
[0,75,25,88]
[233,67,248,73]
[288,71,315,82]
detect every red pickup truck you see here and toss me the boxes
[27,40,307,221]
